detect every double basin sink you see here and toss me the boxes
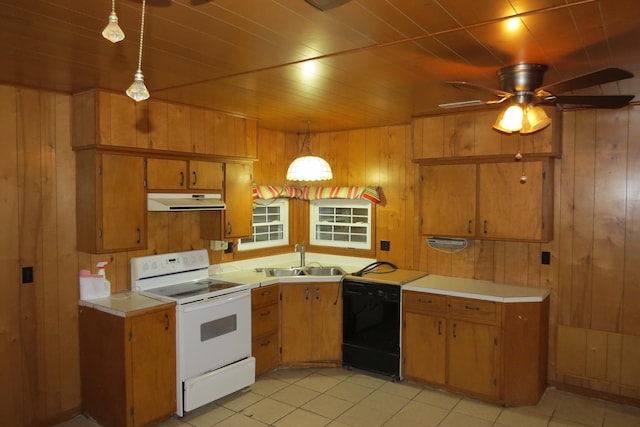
[263,266,347,277]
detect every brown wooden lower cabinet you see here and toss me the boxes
[79,303,176,427]
[280,282,342,366]
[402,290,549,406]
[251,285,280,376]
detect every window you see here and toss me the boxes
[238,199,289,251]
[310,199,371,249]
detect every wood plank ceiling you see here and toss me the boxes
[0,0,638,132]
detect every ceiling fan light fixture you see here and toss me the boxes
[286,122,333,182]
[520,106,551,134]
[493,104,524,133]
[102,0,125,43]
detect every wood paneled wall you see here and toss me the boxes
[1,84,639,426]
[0,86,80,426]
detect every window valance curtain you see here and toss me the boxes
[252,184,382,204]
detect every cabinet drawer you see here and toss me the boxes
[252,331,279,377]
[403,291,446,314]
[252,303,279,338]
[252,285,279,309]
[447,297,496,322]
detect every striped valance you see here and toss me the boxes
[253,185,382,204]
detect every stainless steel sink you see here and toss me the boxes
[305,266,346,276]
[264,266,346,277]
[264,267,306,277]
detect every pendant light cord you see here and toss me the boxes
[136,0,146,72]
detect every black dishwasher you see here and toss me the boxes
[342,277,401,379]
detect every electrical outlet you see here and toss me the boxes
[541,251,551,265]
[380,240,391,251]
[22,266,34,284]
[210,240,228,251]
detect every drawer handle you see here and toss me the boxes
[464,305,480,311]
[261,290,271,296]
[164,313,170,331]
[260,311,271,317]
[260,340,271,347]
[418,298,433,304]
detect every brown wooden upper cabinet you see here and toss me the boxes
[76,150,147,253]
[201,162,254,240]
[420,159,554,242]
[412,110,560,160]
[146,158,224,191]
[73,89,259,158]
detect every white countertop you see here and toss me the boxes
[79,292,173,317]
[210,252,375,287]
[403,274,550,303]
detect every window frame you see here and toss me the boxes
[237,199,290,251]
[309,199,372,250]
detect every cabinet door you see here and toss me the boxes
[280,284,313,364]
[447,320,498,399]
[100,154,146,251]
[402,311,446,385]
[421,164,476,237]
[189,160,224,190]
[312,283,342,362]
[146,158,188,190]
[478,161,546,241]
[130,307,176,427]
[224,163,253,238]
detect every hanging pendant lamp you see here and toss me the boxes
[286,122,333,182]
[126,0,150,102]
[102,0,125,43]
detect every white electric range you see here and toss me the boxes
[131,249,255,417]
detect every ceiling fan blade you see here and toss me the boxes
[545,95,634,109]
[445,81,512,98]
[438,100,485,109]
[538,68,633,94]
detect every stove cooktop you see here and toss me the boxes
[145,279,244,300]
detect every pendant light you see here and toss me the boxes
[126,0,150,102]
[286,122,333,182]
[102,0,125,43]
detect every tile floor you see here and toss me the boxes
[58,367,640,427]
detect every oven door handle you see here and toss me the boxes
[181,290,249,313]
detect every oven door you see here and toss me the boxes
[178,289,251,381]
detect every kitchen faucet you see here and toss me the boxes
[294,242,306,267]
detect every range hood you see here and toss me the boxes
[147,193,226,212]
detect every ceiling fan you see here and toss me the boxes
[439,64,635,134]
